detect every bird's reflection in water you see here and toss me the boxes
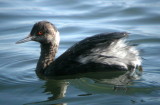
[27,70,142,105]
[43,79,69,100]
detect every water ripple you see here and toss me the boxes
[0,0,160,105]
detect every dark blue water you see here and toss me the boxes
[0,0,160,105]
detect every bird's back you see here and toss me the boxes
[45,32,141,77]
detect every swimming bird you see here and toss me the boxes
[16,21,142,79]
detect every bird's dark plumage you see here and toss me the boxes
[16,21,142,80]
[50,32,129,75]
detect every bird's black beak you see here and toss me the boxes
[16,35,34,44]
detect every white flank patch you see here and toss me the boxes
[78,39,141,70]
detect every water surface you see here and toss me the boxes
[0,0,160,105]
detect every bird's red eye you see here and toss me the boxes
[37,31,43,35]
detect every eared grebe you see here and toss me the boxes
[16,21,142,78]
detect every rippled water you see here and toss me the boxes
[0,0,160,105]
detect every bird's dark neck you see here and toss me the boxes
[36,43,58,74]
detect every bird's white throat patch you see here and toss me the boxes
[55,31,60,46]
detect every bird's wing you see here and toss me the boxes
[57,32,128,60]
[50,32,128,75]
